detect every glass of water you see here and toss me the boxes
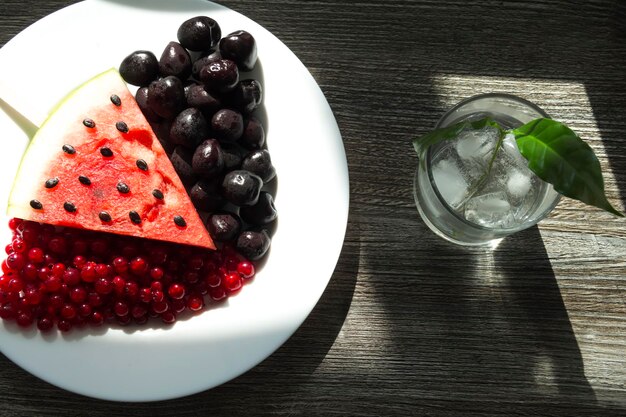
[413,93,561,246]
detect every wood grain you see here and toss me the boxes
[1,0,626,416]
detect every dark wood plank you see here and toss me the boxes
[1,0,625,416]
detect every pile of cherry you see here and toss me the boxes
[0,219,255,332]
[121,16,276,262]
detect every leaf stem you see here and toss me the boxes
[458,127,506,209]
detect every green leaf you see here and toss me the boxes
[513,118,623,217]
[412,117,502,159]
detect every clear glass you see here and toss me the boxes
[413,93,561,246]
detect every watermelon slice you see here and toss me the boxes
[7,68,215,250]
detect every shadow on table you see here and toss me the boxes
[356,218,608,415]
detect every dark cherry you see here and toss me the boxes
[211,109,244,142]
[206,212,242,242]
[119,50,159,86]
[159,41,192,80]
[189,180,224,212]
[192,139,224,178]
[191,50,221,80]
[221,170,262,206]
[239,117,265,150]
[241,149,276,183]
[177,16,221,52]
[219,30,258,72]
[184,84,221,120]
[169,108,209,149]
[236,230,270,261]
[220,142,244,171]
[147,76,186,120]
[199,59,239,93]
[136,87,162,122]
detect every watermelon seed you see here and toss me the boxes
[78,175,91,186]
[110,95,122,106]
[116,121,129,133]
[45,178,59,189]
[136,159,148,171]
[62,144,76,154]
[173,215,186,227]
[129,211,141,224]
[100,147,113,157]
[152,189,164,200]
[29,200,43,210]
[99,211,112,222]
[83,118,96,128]
[117,182,130,194]
[63,202,77,213]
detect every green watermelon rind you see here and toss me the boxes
[7,69,117,216]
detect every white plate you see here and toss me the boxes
[0,0,348,402]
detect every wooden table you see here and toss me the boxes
[1,0,625,415]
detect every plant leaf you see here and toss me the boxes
[513,118,623,217]
[412,117,502,158]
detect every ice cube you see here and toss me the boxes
[506,169,532,200]
[432,158,468,209]
[455,127,497,163]
[501,132,529,167]
[464,191,512,227]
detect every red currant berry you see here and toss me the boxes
[112,257,128,274]
[69,287,87,304]
[8,218,23,230]
[151,300,168,314]
[130,257,149,275]
[94,278,112,295]
[27,247,45,264]
[37,316,54,332]
[90,311,104,326]
[11,238,27,254]
[57,319,72,332]
[209,287,227,301]
[161,311,176,324]
[60,304,77,320]
[114,301,129,317]
[223,273,242,293]
[44,275,63,292]
[187,294,204,312]
[237,261,255,279]
[149,267,164,280]
[62,267,81,286]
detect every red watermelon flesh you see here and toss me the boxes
[7,69,215,250]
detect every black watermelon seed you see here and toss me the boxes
[30,199,43,210]
[173,215,186,227]
[117,182,130,194]
[100,147,113,157]
[99,211,112,222]
[83,118,95,128]
[110,94,121,106]
[129,210,141,224]
[152,189,164,200]
[45,177,59,189]
[136,159,148,171]
[116,121,129,133]
[62,144,76,154]
[78,175,91,186]
[63,202,77,213]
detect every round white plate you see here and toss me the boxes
[0,0,348,402]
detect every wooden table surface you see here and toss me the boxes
[1,0,626,415]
